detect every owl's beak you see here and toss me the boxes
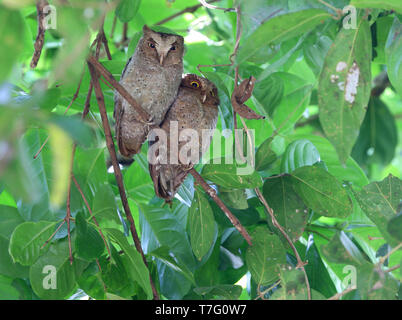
[202,94,207,103]
[159,55,164,66]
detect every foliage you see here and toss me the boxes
[0,0,401,300]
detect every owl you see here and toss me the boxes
[114,25,184,158]
[149,74,220,202]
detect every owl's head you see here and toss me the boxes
[181,74,219,106]
[139,25,184,66]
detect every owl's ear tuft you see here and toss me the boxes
[143,25,152,34]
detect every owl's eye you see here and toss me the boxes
[190,81,200,88]
[148,42,155,49]
[170,45,176,51]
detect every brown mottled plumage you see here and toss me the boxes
[149,74,220,202]
[114,25,184,157]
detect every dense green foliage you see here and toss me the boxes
[0,0,401,300]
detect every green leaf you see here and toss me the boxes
[9,221,56,266]
[321,231,367,266]
[0,6,25,83]
[318,18,372,164]
[106,228,153,299]
[245,227,286,286]
[75,212,105,261]
[351,0,402,14]
[29,238,77,299]
[0,235,29,279]
[148,246,195,285]
[385,17,402,96]
[357,262,399,300]
[281,139,321,173]
[291,165,353,218]
[193,284,242,300]
[139,204,196,271]
[201,160,263,189]
[237,9,331,64]
[351,98,397,167]
[219,188,248,210]
[116,0,141,23]
[304,236,337,298]
[0,205,24,239]
[0,275,21,300]
[271,268,325,300]
[263,175,308,242]
[289,133,369,187]
[255,137,278,171]
[48,124,73,208]
[355,174,402,246]
[189,188,217,261]
[387,213,402,242]
[253,73,284,117]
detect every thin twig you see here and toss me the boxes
[41,220,66,248]
[30,0,49,68]
[198,0,235,12]
[255,188,311,300]
[384,264,400,273]
[155,0,221,25]
[87,61,159,300]
[255,280,281,300]
[189,168,252,245]
[328,285,357,300]
[378,242,402,265]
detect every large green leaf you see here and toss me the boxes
[385,17,402,97]
[0,6,25,83]
[318,18,372,164]
[116,0,142,23]
[263,175,308,242]
[0,205,24,239]
[106,228,153,299]
[355,174,402,246]
[75,212,105,261]
[9,221,57,266]
[29,238,88,300]
[201,161,262,189]
[321,231,367,267]
[357,262,399,300]
[237,9,331,64]
[291,165,353,218]
[351,0,402,14]
[193,285,242,300]
[245,227,286,286]
[188,188,217,261]
[289,133,369,187]
[351,98,397,167]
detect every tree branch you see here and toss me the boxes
[87,61,159,300]
[189,168,252,246]
[87,56,152,124]
[30,0,49,68]
[254,188,311,300]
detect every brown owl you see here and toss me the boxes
[149,74,220,202]
[114,25,184,158]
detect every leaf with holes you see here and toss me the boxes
[318,18,372,164]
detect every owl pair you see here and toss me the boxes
[114,25,219,202]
